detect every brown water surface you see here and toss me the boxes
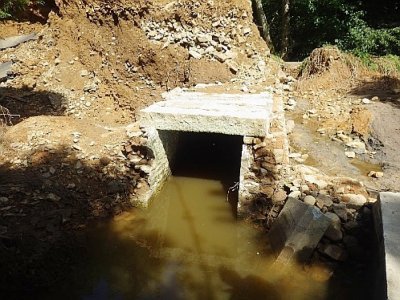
[44,176,329,300]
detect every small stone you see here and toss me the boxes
[242,27,251,35]
[253,142,266,150]
[303,195,316,206]
[362,98,371,104]
[371,96,379,101]
[345,151,356,158]
[301,185,310,192]
[288,190,301,199]
[368,171,383,178]
[0,197,9,203]
[287,98,297,106]
[75,161,83,169]
[196,35,211,44]
[243,136,253,144]
[80,70,89,77]
[341,194,367,208]
[272,189,287,203]
[241,86,249,93]
[346,140,366,154]
[303,175,328,190]
[189,50,202,59]
[260,186,274,198]
[333,203,348,222]
[316,194,333,208]
[226,61,239,74]
[288,153,302,159]
[139,165,151,174]
[100,156,111,166]
[83,82,98,93]
[324,212,343,241]
[126,124,142,138]
[49,167,56,174]
[47,193,60,201]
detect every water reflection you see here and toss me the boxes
[72,176,328,300]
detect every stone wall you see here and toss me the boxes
[132,128,180,207]
[238,95,289,218]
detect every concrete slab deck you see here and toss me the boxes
[140,89,273,136]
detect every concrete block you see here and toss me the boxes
[377,192,400,300]
[140,89,273,136]
[0,61,12,82]
[138,128,176,207]
[268,198,330,263]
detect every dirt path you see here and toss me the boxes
[369,100,400,192]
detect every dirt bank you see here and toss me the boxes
[287,48,400,193]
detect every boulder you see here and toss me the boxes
[268,198,331,263]
[341,194,367,208]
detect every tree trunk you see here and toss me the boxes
[280,0,290,59]
[252,0,275,52]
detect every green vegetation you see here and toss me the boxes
[262,0,400,60]
[0,0,30,19]
[0,0,45,19]
[357,54,400,74]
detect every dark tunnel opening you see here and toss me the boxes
[171,131,242,181]
[158,130,244,215]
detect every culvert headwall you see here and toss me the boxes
[138,88,289,218]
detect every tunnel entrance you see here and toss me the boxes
[139,88,276,210]
[169,131,242,182]
[156,130,244,215]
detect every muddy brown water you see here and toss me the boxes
[41,176,330,300]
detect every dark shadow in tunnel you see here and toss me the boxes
[0,87,67,125]
[160,131,243,217]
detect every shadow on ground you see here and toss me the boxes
[0,145,161,299]
[0,87,67,125]
[350,76,400,108]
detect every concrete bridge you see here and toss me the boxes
[138,87,286,214]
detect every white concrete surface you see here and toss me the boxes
[379,192,400,300]
[140,89,273,136]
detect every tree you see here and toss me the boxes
[280,0,290,59]
[252,0,275,52]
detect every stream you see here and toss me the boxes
[41,176,329,300]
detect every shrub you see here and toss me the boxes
[0,0,45,19]
[337,14,400,57]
